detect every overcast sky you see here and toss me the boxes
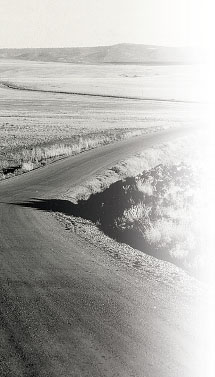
[0,0,212,48]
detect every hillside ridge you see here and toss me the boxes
[0,43,200,64]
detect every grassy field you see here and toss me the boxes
[0,59,205,101]
[0,60,204,178]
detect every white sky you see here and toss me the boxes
[0,0,212,48]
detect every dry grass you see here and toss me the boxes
[0,128,146,179]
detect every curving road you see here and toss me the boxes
[0,128,201,377]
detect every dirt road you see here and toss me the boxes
[0,128,202,377]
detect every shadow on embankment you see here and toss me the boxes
[9,176,177,265]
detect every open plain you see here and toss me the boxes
[0,58,209,377]
[0,60,204,174]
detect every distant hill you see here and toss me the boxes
[0,43,201,64]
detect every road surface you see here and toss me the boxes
[0,128,202,377]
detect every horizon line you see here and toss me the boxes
[0,42,198,50]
